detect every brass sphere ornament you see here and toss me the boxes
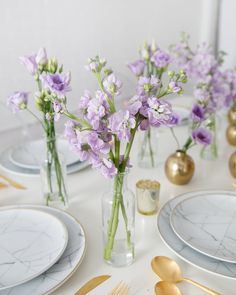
[165,150,195,185]
[226,124,236,146]
[229,151,236,178]
[228,107,236,125]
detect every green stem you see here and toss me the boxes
[147,129,154,167]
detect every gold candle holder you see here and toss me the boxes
[136,180,160,215]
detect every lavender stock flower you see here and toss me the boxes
[7,91,28,113]
[127,60,145,76]
[191,104,205,122]
[137,75,160,96]
[151,48,171,68]
[103,73,122,96]
[168,81,182,94]
[40,72,71,97]
[192,127,212,145]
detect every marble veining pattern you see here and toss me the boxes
[0,209,68,290]
[171,193,236,263]
[158,190,236,278]
[0,205,86,295]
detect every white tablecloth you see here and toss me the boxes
[0,114,235,295]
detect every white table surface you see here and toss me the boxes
[0,112,236,295]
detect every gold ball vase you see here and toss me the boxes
[165,150,195,185]
[229,151,236,178]
[228,108,236,125]
[226,124,236,146]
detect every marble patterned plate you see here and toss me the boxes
[0,205,86,295]
[0,208,68,290]
[170,192,236,263]
[158,190,236,279]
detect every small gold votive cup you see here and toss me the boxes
[136,180,160,215]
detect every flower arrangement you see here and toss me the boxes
[55,55,181,263]
[127,41,187,167]
[171,33,236,158]
[7,48,70,207]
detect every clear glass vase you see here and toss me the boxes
[102,172,135,267]
[40,136,68,209]
[138,128,159,168]
[200,113,219,160]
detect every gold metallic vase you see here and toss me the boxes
[228,108,236,125]
[165,150,195,185]
[229,151,236,178]
[226,125,236,146]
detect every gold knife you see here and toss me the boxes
[74,275,111,295]
[0,175,26,190]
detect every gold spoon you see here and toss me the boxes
[155,281,182,295]
[0,175,26,190]
[151,256,221,295]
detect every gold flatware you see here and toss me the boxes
[74,275,111,295]
[151,256,221,295]
[0,182,8,189]
[0,175,26,190]
[108,281,129,295]
[155,281,182,295]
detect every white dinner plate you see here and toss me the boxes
[0,208,68,290]
[0,149,90,177]
[171,192,236,263]
[158,190,236,279]
[172,105,190,126]
[9,139,79,170]
[0,205,86,295]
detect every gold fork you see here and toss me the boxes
[0,175,26,190]
[108,281,129,295]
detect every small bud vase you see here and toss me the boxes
[200,113,218,160]
[165,150,195,185]
[40,135,68,209]
[138,128,159,168]
[102,171,135,267]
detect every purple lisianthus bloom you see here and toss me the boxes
[7,91,28,113]
[144,97,173,127]
[19,55,37,75]
[87,132,110,155]
[192,127,212,145]
[109,110,136,141]
[36,47,47,65]
[151,48,171,68]
[127,60,145,76]
[191,104,205,122]
[127,95,142,115]
[86,91,109,130]
[168,81,182,94]
[103,73,122,96]
[137,75,160,96]
[40,72,71,97]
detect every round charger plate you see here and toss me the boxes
[0,208,68,290]
[170,192,236,263]
[158,190,236,279]
[9,139,79,170]
[0,149,90,177]
[0,205,86,295]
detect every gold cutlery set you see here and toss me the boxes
[75,256,220,295]
[0,174,26,190]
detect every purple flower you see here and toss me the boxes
[103,73,122,96]
[137,75,160,96]
[144,97,173,127]
[127,95,142,115]
[19,55,37,75]
[85,57,106,73]
[127,60,145,76]
[167,113,180,126]
[139,119,150,130]
[53,100,62,121]
[40,72,71,97]
[86,91,109,130]
[191,104,205,122]
[192,128,212,145]
[36,48,48,65]
[109,110,136,141]
[168,81,182,94]
[87,132,110,155]
[91,156,117,178]
[78,90,91,114]
[151,49,171,68]
[7,91,28,113]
